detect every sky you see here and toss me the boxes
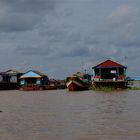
[0,0,140,79]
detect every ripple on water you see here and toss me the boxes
[0,90,140,140]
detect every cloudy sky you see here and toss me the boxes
[0,0,140,79]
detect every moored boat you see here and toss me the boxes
[66,72,91,91]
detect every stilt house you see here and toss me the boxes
[92,59,127,88]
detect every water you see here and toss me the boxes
[0,90,140,140]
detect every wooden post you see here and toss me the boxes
[124,68,126,75]
[99,68,101,80]
[93,69,95,79]
[117,67,119,80]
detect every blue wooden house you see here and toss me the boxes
[19,70,49,90]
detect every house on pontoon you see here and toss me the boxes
[6,69,23,85]
[92,59,127,88]
[19,70,49,90]
[0,69,23,90]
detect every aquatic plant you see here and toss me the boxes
[129,87,140,90]
[89,86,115,92]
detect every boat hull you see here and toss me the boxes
[66,80,88,91]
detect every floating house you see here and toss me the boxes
[132,76,140,87]
[19,70,49,91]
[0,69,23,90]
[92,59,127,89]
[6,69,23,85]
[0,72,9,82]
[133,76,140,81]
[0,72,10,90]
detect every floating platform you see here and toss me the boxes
[0,82,19,90]
[19,85,56,91]
[19,84,66,91]
[93,80,128,89]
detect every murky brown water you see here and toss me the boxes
[0,90,140,140]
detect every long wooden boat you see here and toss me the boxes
[66,72,91,91]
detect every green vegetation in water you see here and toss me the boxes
[129,87,140,90]
[89,86,116,92]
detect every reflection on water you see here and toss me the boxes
[0,90,140,140]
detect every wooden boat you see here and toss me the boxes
[66,72,91,91]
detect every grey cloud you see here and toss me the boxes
[60,46,90,57]
[41,29,68,43]
[121,47,140,61]
[16,45,52,56]
[0,0,56,32]
[108,5,138,27]
[93,4,140,49]
[107,22,140,47]
[0,0,55,13]
[0,13,37,32]
[1,0,140,78]
[84,34,100,45]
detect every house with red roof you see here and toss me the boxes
[92,59,127,88]
[92,59,127,81]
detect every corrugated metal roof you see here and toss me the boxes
[6,69,20,74]
[92,59,127,69]
[20,70,47,79]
